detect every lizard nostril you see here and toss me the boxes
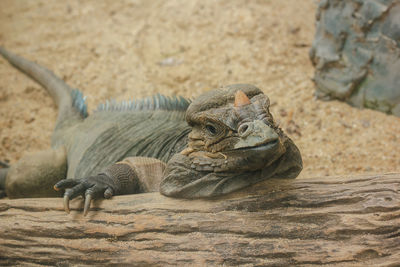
[238,123,251,137]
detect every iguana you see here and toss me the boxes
[0,47,302,215]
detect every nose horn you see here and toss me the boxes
[234,90,251,107]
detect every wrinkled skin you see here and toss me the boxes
[56,85,303,214]
[160,84,303,198]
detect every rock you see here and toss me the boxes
[310,0,400,116]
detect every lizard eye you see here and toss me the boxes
[203,121,226,138]
[205,124,217,135]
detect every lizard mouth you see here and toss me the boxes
[213,138,284,173]
[229,139,279,152]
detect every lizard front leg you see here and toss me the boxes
[54,157,165,216]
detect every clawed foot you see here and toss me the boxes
[54,174,115,216]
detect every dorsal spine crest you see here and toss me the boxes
[95,93,191,113]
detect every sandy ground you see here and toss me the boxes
[0,0,399,179]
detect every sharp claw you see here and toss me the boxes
[63,194,70,214]
[83,194,92,216]
[55,179,80,190]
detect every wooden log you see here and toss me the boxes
[0,173,399,266]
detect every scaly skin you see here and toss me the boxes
[0,47,302,215]
[160,85,303,198]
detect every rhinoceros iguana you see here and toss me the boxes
[0,47,302,215]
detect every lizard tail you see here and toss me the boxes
[0,47,87,130]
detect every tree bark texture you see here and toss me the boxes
[0,173,399,266]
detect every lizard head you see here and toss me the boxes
[184,84,286,171]
[160,84,302,198]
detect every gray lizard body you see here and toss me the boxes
[59,105,190,180]
[0,47,302,215]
